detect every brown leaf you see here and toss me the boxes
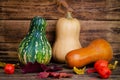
[37,72,49,78]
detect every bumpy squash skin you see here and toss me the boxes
[65,39,113,68]
[52,14,81,63]
[18,16,52,64]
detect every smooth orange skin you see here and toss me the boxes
[65,39,113,68]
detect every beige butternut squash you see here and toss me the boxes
[52,12,81,63]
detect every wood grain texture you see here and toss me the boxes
[0,20,120,62]
[0,0,120,63]
[0,20,120,43]
[0,0,120,20]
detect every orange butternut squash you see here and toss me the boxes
[65,39,113,68]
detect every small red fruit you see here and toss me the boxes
[97,67,111,79]
[94,60,111,79]
[4,64,15,74]
[94,60,108,70]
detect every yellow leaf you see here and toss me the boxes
[108,61,118,70]
[73,66,86,75]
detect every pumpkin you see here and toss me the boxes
[65,39,113,68]
[52,12,81,63]
[18,16,52,64]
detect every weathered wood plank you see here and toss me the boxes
[0,20,120,47]
[0,20,120,43]
[0,20,120,63]
[0,42,18,51]
[0,20,30,42]
[0,20,55,43]
[0,42,19,63]
[0,0,120,20]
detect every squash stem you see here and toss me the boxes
[67,12,73,19]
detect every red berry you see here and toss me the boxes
[4,64,15,74]
[97,67,111,79]
[94,60,108,70]
[94,60,111,79]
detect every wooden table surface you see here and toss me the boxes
[0,63,120,80]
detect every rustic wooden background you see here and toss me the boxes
[0,0,120,63]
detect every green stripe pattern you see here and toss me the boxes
[18,16,52,64]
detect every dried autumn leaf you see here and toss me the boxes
[73,66,86,75]
[86,68,96,74]
[108,61,118,70]
[58,72,73,78]
[21,62,62,73]
[37,72,73,79]
[37,72,49,78]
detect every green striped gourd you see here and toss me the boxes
[18,16,52,64]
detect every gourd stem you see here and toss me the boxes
[66,12,73,19]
